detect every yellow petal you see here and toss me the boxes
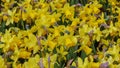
[19,50,31,59]
[91,62,100,68]
[48,40,56,50]
[83,46,92,55]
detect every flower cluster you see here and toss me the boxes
[0,0,120,68]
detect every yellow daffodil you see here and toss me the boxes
[41,54,57,68]
[57,46,68,60]
[91,62,100,68]
[0,56,7,68]
[106,45,120,61]
[47,40,57,50]
[2,8,16,25]
[1,30,13,52]
[90,1,102,14]
[1,0,120,68]
[77,57,90,68]
[93,28,102,41]
[83,45,92,55]
[65,34,77,48]
[24,33,38,52]
[71,18,79,27]
[109,21,117,36]
[23,54,40,68]
[19,50,31,59]
[62,3,74,20]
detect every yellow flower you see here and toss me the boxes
[0,56,7,68]
[48,13,61,25]
[79,25,93,46]
[96,13,106,26]
[16,64,22,68]
[47,40,57,50]
[1,30,13,52]
[78,57,89,68]
[97,51,104,60]
[93,28,102,41]
[57,46,68,60]
[81,35,91,47]
[101,39,109,46]
[24,33,37,52]
[91,62,100,68]
[71,18,79,27]
[106,45,120,61]
[79,24,92,37]
[78,57,83,68]
[41,54,57,68]
[65,10,71,17]
[109,21,117,36]
[3,15,8,21]
[71,62,76,67]
[82,45,92,55]
[90,1,102,14]
[65,38,72,46]
[19,50,31,59]
[88,55,100,68]
[25,4,37,20]
[50,54,58,68]
[23,54,40,68]
[65,35,77,48]
[54,29,60,37]
[62,3,74,20]
[108,0,117,6]
[2,8,16,25]
[84,4,93,14]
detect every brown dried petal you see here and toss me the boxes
[66,59,74,68]
[39,58,44,68]
[100,62,109,68]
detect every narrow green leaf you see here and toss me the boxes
[0,21,6,33]
[80,50,87,61]
[91,42,96,54]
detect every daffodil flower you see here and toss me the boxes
[57,46,68,60]
[23,54,40,68]
[0,56,7,68]
[2,8,16,25]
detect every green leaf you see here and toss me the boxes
[0,22,6,33]
[0,48,3,55]
[54,63,60,68]
[91,42,97,54]
[80,50,87,61]
[67,46,78,61]
[70,0,75,6]
[80,0,88,6]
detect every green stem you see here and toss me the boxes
[21,20,25,30]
